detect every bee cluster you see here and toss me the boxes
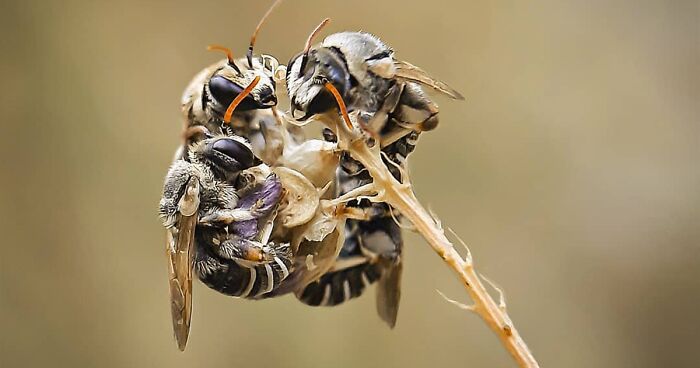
[159,0,463,351]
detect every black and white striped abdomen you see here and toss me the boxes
[296,262,381,307]
[193,230,293,299]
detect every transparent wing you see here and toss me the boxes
[394,59,465,100]
[166,176,200,351]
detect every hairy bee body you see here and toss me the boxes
[286,31,462,327]
[194,226,293,298]
[161,13,464,347]
[160,137,293,302]
[181,56,279,139]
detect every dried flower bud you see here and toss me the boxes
[278,139,340,188]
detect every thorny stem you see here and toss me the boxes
[323,113,540,368]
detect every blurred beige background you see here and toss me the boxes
[1,0,698,367]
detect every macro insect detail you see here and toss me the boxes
[180,50,279,147]
[160,3,463,351]
[284,27,463,327]
[160,0,294,351]
[161,134,291,292]
[160,131,293,349]
[177,0,288,161]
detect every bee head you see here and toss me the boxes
[286,46,352,119]
[206,46,278,114]
[202,0,286,118]
[191,136,260,181]
[286,25,397,120]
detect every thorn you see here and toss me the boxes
[427,205,443,230]
[281,110,313,127]
[437,290,476,312]
[318,181,333,197]
[380,151,411,185]
[447,227,473,265]
[503,324,513,336]
[480,273,507,311]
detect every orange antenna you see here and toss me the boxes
[298,18,331,74]
[324,81,353,130]
[224,76,261,123]
[207,44,243,76]
[247,0,285,68]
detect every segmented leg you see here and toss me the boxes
[194,227,293,298]
[192,173,289,298]
[199,173,282,228]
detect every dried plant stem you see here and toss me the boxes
[326,115,539,368]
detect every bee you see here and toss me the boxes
[285,24,464,327]
[161,0,293,350]
[160,129,293,351]
[179,0,286,156]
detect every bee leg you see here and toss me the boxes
[199,208,257,225]
[360,83,404,140]
[234,173,283,217]
[159,160,199,228]
[200,172,283,226]
[378,82,440,170]
[213,234,289,265]
[394,82,440,131]
[194,229,293,298]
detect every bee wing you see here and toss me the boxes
[375,257,402,328]
[393,59,465,100]
[167,177,200,351]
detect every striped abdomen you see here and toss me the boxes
[193,228,293,299]
[296,261,382,306]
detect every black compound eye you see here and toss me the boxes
[212,138,255,169]
[306,88,337,116]
[321,47,350,89]
[208,75,261,111]
[209,76,243,105]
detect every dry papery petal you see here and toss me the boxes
[290,227,344,291]
[272,167,319,228]
[262,109,339,189]
[299,202,339,242]
[278,139,339,189]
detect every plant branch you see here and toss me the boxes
[322,113,540,368]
